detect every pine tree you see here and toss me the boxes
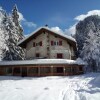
[75,15,100,56]
[12,4,23,40]
[2,5,25,60]
[75,15,100,72]
[0,8,9,60]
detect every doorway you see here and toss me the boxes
[22,67,27,77]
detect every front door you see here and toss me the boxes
[22,67,27,77]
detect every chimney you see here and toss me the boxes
[45,24,48,27]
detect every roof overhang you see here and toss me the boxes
[0,59,85,66]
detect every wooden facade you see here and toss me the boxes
[0,64,84,77]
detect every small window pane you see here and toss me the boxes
[65,67,71,73]
[53,67,63,73]
[13,67,21,74]
[40,67,51,74]
[28,67,38,74]
[6,67,12,74]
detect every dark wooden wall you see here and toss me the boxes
[0,64,84,77]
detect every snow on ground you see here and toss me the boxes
[0,73,100,100]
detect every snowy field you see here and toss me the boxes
[0,73,100,100]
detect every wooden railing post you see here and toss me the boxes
[38,66,40,76]
[63,66,65,76]
[51,65,53,76]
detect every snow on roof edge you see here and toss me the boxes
[0,59,85,66]
[18,27,76,46]
[17,27,42,45]
[43,27,76,42]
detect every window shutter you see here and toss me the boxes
[33,42,35,47]
[40,41,42,46]
[51,41,53,46]
[59,41,62,46]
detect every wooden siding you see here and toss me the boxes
[0,64,84,77]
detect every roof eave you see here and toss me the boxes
[18,27,76,48]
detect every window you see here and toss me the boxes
[72,68,77,73]
[51,41,62,46]
[36,53,40,57]
[59,41,62,46]
[13,67,21,74]
[35,41,42,46]
[40,67,51,74]
[65,67,71,73]
[22,67,27,77]
[57,41,59,45]
[55,35,57,38]
[33,42,35,47]
[79,67,83,71]
[6,67,12,75]
[28,67,38,74]
[47,47,50,51]
[54,41,56,45]
[53,67,63,73]
[36,43,38,46]
[57,53,63,58]
[57,67,63,73]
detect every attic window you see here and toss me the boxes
[55,35,57,38]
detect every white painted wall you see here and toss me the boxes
[25,31,75,59]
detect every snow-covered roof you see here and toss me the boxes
[18,27,76,47]
[0,59,85,66]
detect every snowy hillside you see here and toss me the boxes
[0,73,100,100]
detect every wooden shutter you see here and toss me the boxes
[59,41,62,46]
[40,41,42,46]
[51,41,53,46]
[33,42,35,47]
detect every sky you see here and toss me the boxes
[0,0,100,35]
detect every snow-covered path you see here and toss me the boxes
[0,73,100,100]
